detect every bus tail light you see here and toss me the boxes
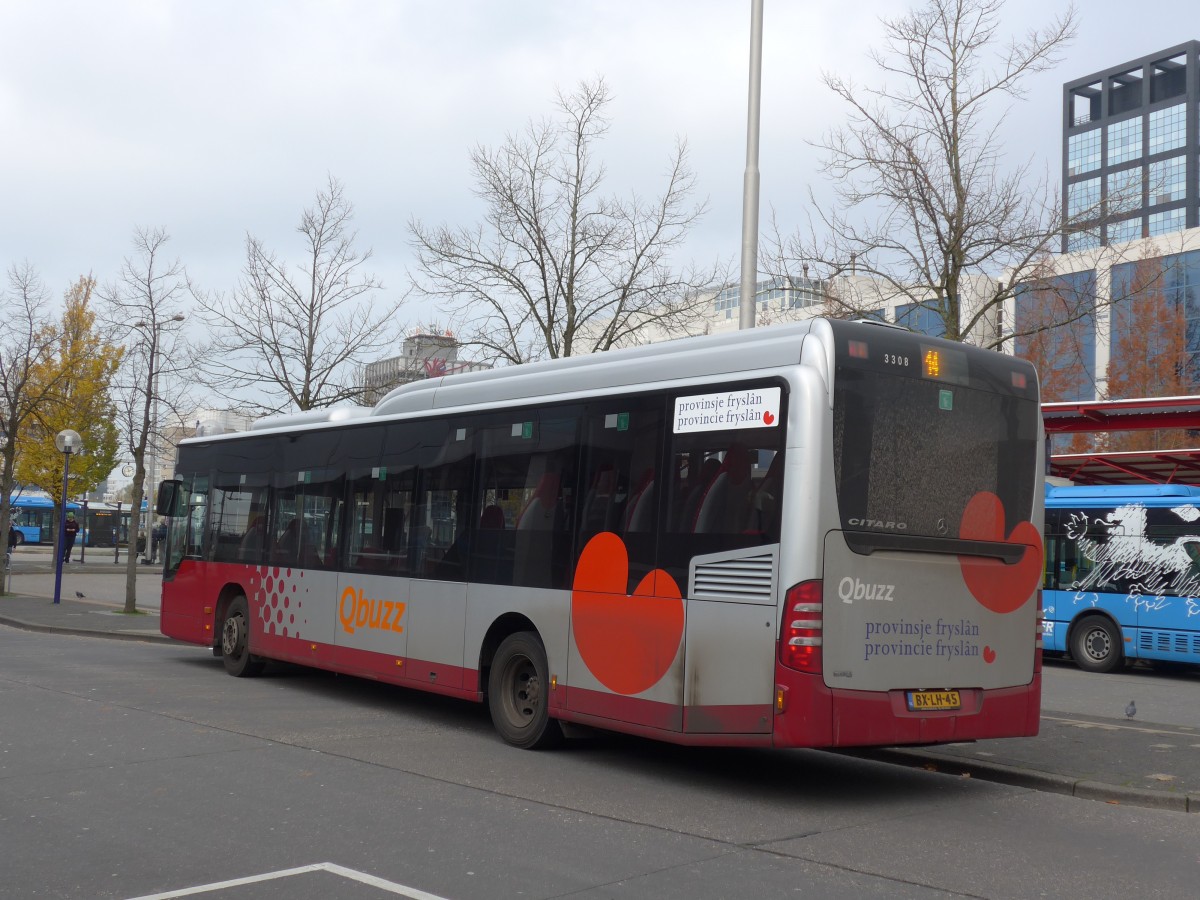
[780,580,823,674]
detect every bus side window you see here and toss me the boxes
[691,443,754,534]
[186,476,209,559]
[657,399,785,588]
[210,475,269,565]
[411,419,477,582]
[665,442,782,539]
[577,398,664,589]
[269,484,299,569]
[347,467,414,575]
[268,466,343,571]
[1059,549,1079,589]
[472,412,578,589]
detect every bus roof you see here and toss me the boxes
[221,318,832,442]
[1045,483,1200,502]
[194,317,1032,445]
[368,319,826,418]
[9,494,82,510]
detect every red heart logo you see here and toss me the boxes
[571,532,684,695]
[983,645,996,664]
[957,492,1042,615]
[763,410,776,425]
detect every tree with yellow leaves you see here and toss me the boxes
[0,262,64,560]
[15,277,123,559]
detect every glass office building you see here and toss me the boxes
[1063,42,1199,251]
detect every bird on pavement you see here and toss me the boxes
[74,591,85,599]
[1125,700,1137,718]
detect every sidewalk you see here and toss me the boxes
[852,710,1200,813]
[0,590,173,643]
[2,588,1198,813]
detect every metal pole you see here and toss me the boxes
[79,498,88,564]
[143,336,158,564]
[52,449,71,605]
[738,0,765,330]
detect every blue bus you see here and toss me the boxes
[1043,483,1200,672]
[8,494,80,545]
[7,495,137,548]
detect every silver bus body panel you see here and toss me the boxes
[820,535,1037,692]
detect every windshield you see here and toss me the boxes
[830,328,1039,542]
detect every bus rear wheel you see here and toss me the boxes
[488,632,562,749]
[1070,615,1123,673]
[221,595,265,677]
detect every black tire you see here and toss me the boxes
[487,632,562,749]
[1070,614,1123,673]
[220,595,265,677]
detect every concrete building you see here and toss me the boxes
[687,273,1004,347]
[360,332,490,406]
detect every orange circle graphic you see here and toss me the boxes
[571,532,684,695]
[957,491,1043,615]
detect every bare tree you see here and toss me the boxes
[0,262,63,558]
[195,176,402,414]
[770,0,1077,345]
[410,78,723,365]
[102,228,191,613]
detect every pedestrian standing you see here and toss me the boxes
[151,519,167,563]
[63,511,80,563]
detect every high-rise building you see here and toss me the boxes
[1063,42,1199,252]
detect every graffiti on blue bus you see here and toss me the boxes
[1043,483,1200,673]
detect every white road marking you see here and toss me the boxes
[125,862,452,900]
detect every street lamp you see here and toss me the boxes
[134,313,185,563]
[738,0,765,330]
[52,429,83,605]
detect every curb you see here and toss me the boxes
[0,613,182,645]
[849,747,1200,813]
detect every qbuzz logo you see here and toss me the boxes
[837,577,896,605]
[338,585,406,635]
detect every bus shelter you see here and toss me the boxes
[1044,396,1200,486]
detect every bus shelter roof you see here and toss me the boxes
[1044,395,1200,487]
[1043,396,1200,434]
[1049,448,1200,486]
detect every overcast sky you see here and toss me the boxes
[1,0,1192,330]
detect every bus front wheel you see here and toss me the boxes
[221,595,265,677]
[1070,615,1123,673]
[488,632,562,749]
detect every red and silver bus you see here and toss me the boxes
[157,318,1044,749]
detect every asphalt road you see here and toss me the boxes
[1041,656,1200,729]
[3,629,1200,899]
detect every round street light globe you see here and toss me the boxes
[55,429,83,453]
